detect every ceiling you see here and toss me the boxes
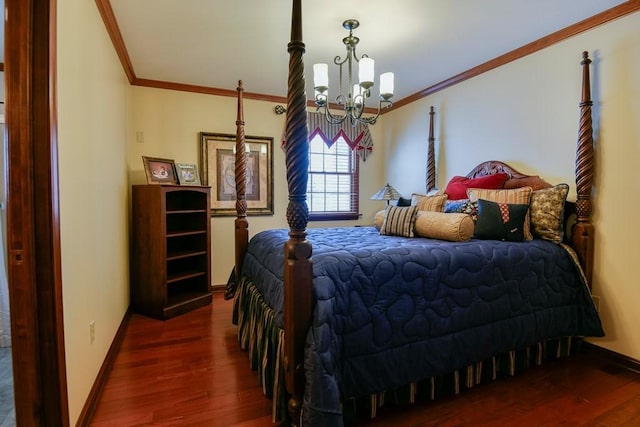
[108,1,626,104]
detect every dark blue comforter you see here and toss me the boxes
[240,226,604,426]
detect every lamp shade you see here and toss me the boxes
[358,57,375,86]
[370,183,401,201]
[313,63,329,89]
[379,72,394,98]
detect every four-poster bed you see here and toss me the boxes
[230,2,602,426]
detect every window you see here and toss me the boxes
[307,134,359,220]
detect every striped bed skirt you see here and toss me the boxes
[232,276,574,423]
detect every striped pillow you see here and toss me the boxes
[466,187,534,240]
[410,193,448,212]
[380,205,419,237]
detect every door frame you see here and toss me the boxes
[5,0,69,425]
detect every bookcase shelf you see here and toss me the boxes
[130,185,212,320]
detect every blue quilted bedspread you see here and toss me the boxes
[240,226,604,426]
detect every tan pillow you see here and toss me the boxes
[410,193,447,212]
[466,187,534,240]
[414,211,474,242]
[374,209,385,230]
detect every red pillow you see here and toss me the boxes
[503,176,552,190]
[444,173,509,200]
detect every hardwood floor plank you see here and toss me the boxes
[90,292,640,426]
[589,394,640,426]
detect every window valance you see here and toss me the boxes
[281,112,374,161]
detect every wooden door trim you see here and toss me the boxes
[5,0,69,425]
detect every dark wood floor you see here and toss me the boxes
[90,291,640,426]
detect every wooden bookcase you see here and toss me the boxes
[130,185,212,320]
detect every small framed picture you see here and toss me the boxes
[175,163,201,186]
[142,156,179,185]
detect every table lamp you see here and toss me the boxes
[370,183,401,206]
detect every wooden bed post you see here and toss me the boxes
[426,106,436,192]
[234,80,249,280]
[284,0,312,425]
[571,51,595,285]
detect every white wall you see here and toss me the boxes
[382,12,640,360]
[128,87,387,285]
[57,0,131,423]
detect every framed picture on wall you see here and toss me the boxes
[199,132,273,216]
[175,163,202,185]
[142,156,179,185]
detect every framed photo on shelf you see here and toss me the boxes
[200,132,273,216]
[142,156,178,185]
[175,163,201,186]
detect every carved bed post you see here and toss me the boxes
[284,0,312,425]
[571,51,595,285]
[426,106,436,192]
[234,81,249,280]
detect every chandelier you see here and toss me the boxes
[313,19,394,126]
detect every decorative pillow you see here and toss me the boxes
[467,186,533,240]
[380,205,419,237]
[474,199,529,242]
[410,193,448,212]
[414,211,474,242]
[503,175,552,191]
[396,197,412,207]
[373,209,385,230]
[444,173,509,200]
[444,199,479,221]
[529,183,569,243]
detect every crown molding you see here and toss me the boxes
[96,1,640,110]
